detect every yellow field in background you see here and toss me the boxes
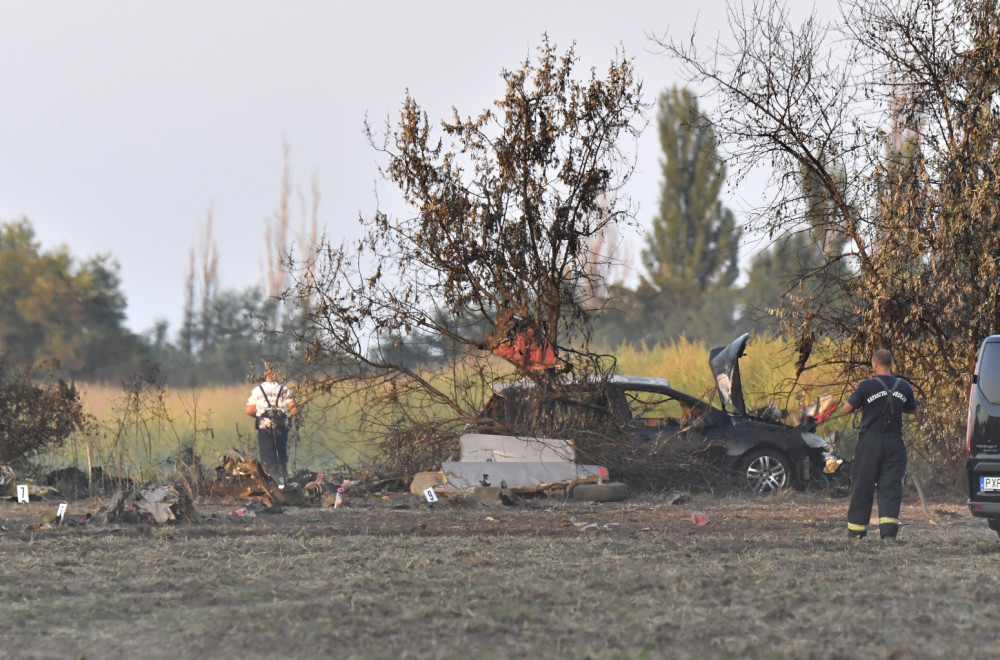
[49,382,372,480]
[48,335,850,480]
[610,334,845,411]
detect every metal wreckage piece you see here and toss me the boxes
[0,463,59,501]
[19,486,200,531]
[210,449,290,508]
[210,449,361,509]
[96,486,200,524]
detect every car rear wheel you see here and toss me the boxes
[740,449,793,494]
[987,518,1000,538]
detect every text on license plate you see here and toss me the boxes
[981,477,1000,491]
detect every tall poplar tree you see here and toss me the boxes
[607,87,741,347]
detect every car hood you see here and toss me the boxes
[709,333,749,415]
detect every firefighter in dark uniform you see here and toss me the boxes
[840,349,918,539]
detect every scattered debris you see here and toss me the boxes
[0,464,14,487]
[17,485,199,531]
[441,433,610,492]
[318,480,361,508]
[208,450,373,509]
[500,483,524,506]
[135,486,183,523]
[209,449,287,508]
[661,490,690,506]
[1,464,58,501]
[455,486,503,508]
[230,500,279,519]
[691,512,709,526]
[410,471,446,496]
[0,472,58,501]
[94,487,199,524]
[304,470,331,501]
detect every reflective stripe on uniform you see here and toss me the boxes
[879,517,900,526]
[848,522,867,532]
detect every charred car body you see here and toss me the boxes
[470,334,839,494]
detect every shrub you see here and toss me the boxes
[0,355,89,465]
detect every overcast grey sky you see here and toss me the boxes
[0,1,823,334]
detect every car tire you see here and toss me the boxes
[739,449,793,494]
[987,518,1000,538]
[570,482,629,502]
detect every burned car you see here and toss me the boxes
[471,334,839,494]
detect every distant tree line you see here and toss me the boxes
[0,220,142,380]
[0,84,822,387]
[0,63,889,396]
[0,218,301,386]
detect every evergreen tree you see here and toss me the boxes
[601,88,741,348]
[740,232,815,335]
[739,162,852,336]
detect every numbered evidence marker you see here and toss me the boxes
[423,487,438,503]
[16,484,29,503]
[56,502,68,523]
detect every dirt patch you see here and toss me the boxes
[1,489,997,659]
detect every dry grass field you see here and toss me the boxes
[6,337,974,658]
[2,488,999,659]
[54,382,370,480]
[52,336,856,487]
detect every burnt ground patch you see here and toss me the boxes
[1,490,998,659]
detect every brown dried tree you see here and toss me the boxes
[659,0,1000,480]
[284,37,646,469]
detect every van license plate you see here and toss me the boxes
[981,477,1000,492]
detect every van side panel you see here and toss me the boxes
[967,337,1000,518]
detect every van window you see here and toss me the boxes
[979,342,1000,405]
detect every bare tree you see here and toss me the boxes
[179,208,219,361]
[659,0,1000,479]
[284,37,646,469]
[264,144,292,331]
[198,207,220,351]
[579,195,631,309]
